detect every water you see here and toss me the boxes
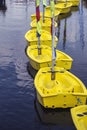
[0,0,87,130]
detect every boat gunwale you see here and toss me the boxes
[25,29,58,42]
[26,45,73,63]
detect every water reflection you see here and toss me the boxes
[10,0,34,5]
[56,12,73,50]
[71,6,79,12]
[34,99,76,129]
[57,6,79,50]
[63,18,67,50]
[0,0,7,16]
[27,61,37,79]
[57,18,60,39]
[83,0,87,8]
[59,11,72,20]
[79,0,85,50]
[79,0,83,15]
[0,0,87,129]
[0,0,7,9]
[62,7,79,50]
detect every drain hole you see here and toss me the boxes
[77,114,84,117]
[83,112,87,115]
[52,105,55,108]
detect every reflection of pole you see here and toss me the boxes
[25,0,28,13]
[3,0,5,6]
[63,18,67,50]
[57,18,60,39]
[79,0,85,50]
[79,0,83,14]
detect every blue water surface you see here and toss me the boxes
[0,0,87,130]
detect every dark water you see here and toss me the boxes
[0,0,87,130]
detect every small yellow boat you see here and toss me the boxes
[71,105,87,130]
[26,45,73,70]
[70,0,79,6]
[30,18,57,32]
[56,0,80,6]
[31,9,61,21]
[25,29,58,47]
[55,2,72,14]
[34,67,87,108]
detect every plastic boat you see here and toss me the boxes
[34,67,87,108]
[31,9,61,21]
[71,105,87,130]
[25,29,58,47]
[55,2,72,14]
[26,45,73,70]
[30,18,57,32]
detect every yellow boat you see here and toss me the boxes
[71,105,87,130]
[56,0,80,6]
[30,18,57,32]
[70,0,79,6]
[55,2,72,14]
[26,45,73,70]
[25,29,58,47]
[34,66,87,108]
[31,9,61,21]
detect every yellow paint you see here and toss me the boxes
[71,105,87,130]
[34,67,87,108]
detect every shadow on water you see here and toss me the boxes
[25,46,37,79]
[27,62,37,79]
[58,11,72,20]
[71,6,79,12]
[0,0,7,10]
[34,99,76,130]
[83,0,87,8]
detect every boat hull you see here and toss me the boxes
[56,0,79,6]
[71,1,79,6]
[36,92,86,109]
[31,9,60,21]
[34,67,87,108]
[71,105,87,130]
[25,29,58,47]
[26,45,73,70]
[55,3,72,14]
